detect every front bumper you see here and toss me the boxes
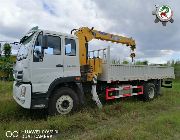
[13,82,31,109]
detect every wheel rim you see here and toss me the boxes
[56,95,73,114]
[148,87,155,99]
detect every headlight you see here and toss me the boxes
[16,71,23,81]
[20,86,26,98]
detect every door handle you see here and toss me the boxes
[56,64,63,67]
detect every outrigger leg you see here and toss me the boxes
[91,75,102,109]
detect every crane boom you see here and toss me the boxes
[92,29,136,48]
[74,27,136,66]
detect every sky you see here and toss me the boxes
[0,0,179,64]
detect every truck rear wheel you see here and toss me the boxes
[143,83,156,101]
[48,87,78,115]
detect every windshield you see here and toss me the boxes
[17,32,36,61]
[17,45,28,61]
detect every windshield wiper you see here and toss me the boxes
[20,36,28,44]
[20,32,35,44]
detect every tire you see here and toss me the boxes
[48,87,79,115]
[142,83,156,101]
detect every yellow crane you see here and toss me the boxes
[72,27,136,82]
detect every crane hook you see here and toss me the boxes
[130,53,135,62]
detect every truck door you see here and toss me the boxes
[31,32,64,93]
[63,37,80,77]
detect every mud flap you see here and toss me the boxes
[161,79,173,88]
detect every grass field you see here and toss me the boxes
[0,79,180,140]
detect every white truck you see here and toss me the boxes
[13,27,175,115]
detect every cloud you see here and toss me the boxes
[91,0,180,63]
[42,0,56,16]
[0,0,179,63]
[0,0,112,39]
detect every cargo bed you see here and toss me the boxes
[97,47,175,83]
[99,64,175,83]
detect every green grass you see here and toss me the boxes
[0,79,180,140]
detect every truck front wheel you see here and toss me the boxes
[143,83,156,101]
[48,87,78,115]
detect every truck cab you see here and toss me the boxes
[13,27,83,114]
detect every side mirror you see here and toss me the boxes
[42,35,48,49]
[34,46,42,59]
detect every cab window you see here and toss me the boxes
[65,38,76,56]
[44,35,61,55]
[33,34,61,62]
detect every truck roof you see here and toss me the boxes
[39,29,78,39]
